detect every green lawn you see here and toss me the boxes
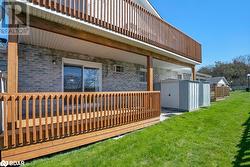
[25,91,250,167]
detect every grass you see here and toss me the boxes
[25,91,250,167]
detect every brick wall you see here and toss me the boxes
[18,44,149,92]
[0,44,188,92]
[0,50,7,74]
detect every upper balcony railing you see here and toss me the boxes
[28,0,201,62]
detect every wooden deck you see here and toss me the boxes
[0,91,161,161]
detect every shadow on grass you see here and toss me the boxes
[233,113,250,167]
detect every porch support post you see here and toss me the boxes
[7,35,18,93]
[147,55,153,91]
[192,66,196,81]
[7,31,18,123]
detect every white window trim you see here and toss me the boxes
[62,58,102,92]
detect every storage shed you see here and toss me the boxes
[199,82,211,107]
[159,79,200,112]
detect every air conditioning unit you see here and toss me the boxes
[113,65,124,73]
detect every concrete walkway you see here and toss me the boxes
[160,109,185,122]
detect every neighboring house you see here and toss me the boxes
[208,77,230,87]
[0,0,202,161]
[196,72,212,82]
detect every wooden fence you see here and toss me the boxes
[211,86,230,101]
[25,0,201,62]
[0,91,160,161]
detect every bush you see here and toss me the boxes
[246,88,250,92]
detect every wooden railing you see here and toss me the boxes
[0,91,160,150]
[211,86,230,101]
[26,0,201,62]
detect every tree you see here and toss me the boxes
[198,55,250,90]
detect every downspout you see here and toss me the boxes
[0,70,5,133]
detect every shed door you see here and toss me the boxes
[161,82,179,109]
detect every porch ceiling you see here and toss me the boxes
[19,27,189,71]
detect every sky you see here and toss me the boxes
[149,0,250,67]
[1,0,250,68]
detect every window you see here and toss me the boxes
[63,58,102,92]
[137,68,147,82]
[64,65,83,92]
[138,71,147,82]
[113,65,124,73]
[177,74,182,80]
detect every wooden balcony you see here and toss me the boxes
[0,91,161,161]
[25,0,201,62]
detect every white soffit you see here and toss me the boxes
[18,1,201,66]
[19,27,188,71]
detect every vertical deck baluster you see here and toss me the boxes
[71,94,75,134]
[133,93,136,121]
[125,0,127,34]
[125,93,128,123]
[121,0,124,33]
[63,0,66,13]
[100,0,103,26]
[138,93,140,120]
[56,95,60,138]
[62,94,65,137]
[93,94,96,130]
[97,94,100,129]
[122,93,125,124]
[107,94,110,127]
[25,96,30,144]
[10,96,16,147]
[113,93,116,126]
[111,94,114,126]
[50,95,54,139]
[89,0,92,22]
[89,94,92,131]
[100,94,103,129]
[78,0,81,18]
[39,95,43,141]
[18,95,23,146]
[132,93,134,122]
[141,93,143,119]
[32,95,36,143]
[104,94,107,128]
[93,0,96,24]
[110,0,112,29]
[45,95,49,140]
[104,0,107,27]
[128,93,133,123]
[3,96,8,148]
[116,93,119,125]
[142,92,147,119]
[66,95,70,136]
[76,94,79,134]
[146,93,150,118]
[84,0,88,21]
[85,94,88,132]
[97,0,99,23]
[80,94,83,132]
[116,0,118,31]
[58,0,61,12]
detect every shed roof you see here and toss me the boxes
[208,77,229,85]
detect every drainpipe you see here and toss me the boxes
[0,70,5,133]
